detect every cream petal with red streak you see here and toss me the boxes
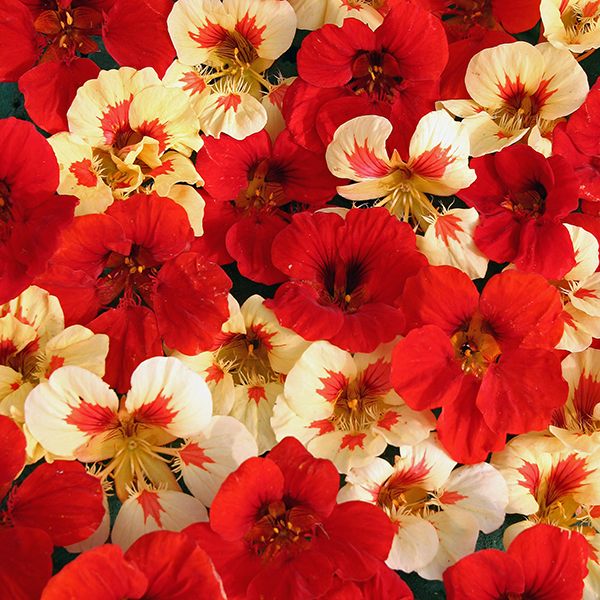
[160,184,205,237]
[163,60,211,116]
[461,111,529,157]
[373,402,435,448]
[418,208,488,279]
[326,115,393,183]
[39,326,109,380]
[324,0,383,29]
[0,315,37,359]
[568,274,600,317]
[465,42,545,111]
[541,0,600,53]
[24,366,119,460]
[536,42,589,120]
[67,67,161,149]
[437,463,508,533]
[125,357,213,439]
[129,86,202,156]
[566,225,599,281]
[407,110,475,196]
[271,392,319,447]
[151,152,202,197]
[338,457,394,504]
[198,90,267,140]
[177,415,258,506]
[437,99,483,119]
[262,77,295,141]
[417,510,480,580]
[558,303,600,352]
[0,366,22,410]
[111,488,208,551]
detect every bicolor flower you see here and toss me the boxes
[440,41,589,156]
[166,0,297,139]
[0,285,108,461]
[0,118,76,305]
[173,294,309,453]
[541,0,600,53]
[338,435,508,579]
[289,0,390,31]
[272,340,435,473]
[266,208,427,353]
[391,266,567,463]
[326,111,475,228]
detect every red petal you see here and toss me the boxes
[391,324,463,411]
[0,0,38,81]
[209,457,284,541]
[0,416,26,500]
[0,526,53,600]
[508,524,588,600]
[88,303,163,394]
[267,437,339,520]
[103,0,175,77]
[358,563,414,599]
[444,548,524,599]
[8,461,104,546]
[41,544,148,600]
[566,84,600,156]
[492,0,540,34]
[18,58,100,134]
[153,252,231,354]
[125,530,226,599]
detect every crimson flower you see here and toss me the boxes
[285,2,448,152]
[0,117,76,304]
[185,437,407,600]
[265,208,427,353]
[553,79,600,215]
[443,524,589,600]
[458,144,579,279]
[391,266,567,463]
[0,415,104,599]
[36,193,231,391]
[41,531,226,600]
[194,129,339,284]
[0,0,175,133]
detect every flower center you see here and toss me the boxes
[322,260,367,313]
[561,1,600,40]
[236,159,286,213]
[450,313,501,377]
[330,379,388,431]
[500,187,546,219]
[349,51,403,102]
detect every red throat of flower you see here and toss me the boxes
[349,51,403,102]
[450,312,501,377]
[0,181,12,240]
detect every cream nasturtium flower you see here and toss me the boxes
[339,435,508,579]
[541,0,600,53]
[440,41,589,157]
[272,340,435,473]
[325,111,475,228]
[289,0,385,31]
[166,0,297,139]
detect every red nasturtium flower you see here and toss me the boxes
[36,193,231,391]
[265,208,427,353]
[195,129,339,284]
[458,144,579,279]
[391,266,567,463]
[0,0,175,132]
[0,415,105,599]
[443,524,589,600]
[41,531,226,600]
[0,117,76,305]
[285,2,448,151]
[185,436,409,600]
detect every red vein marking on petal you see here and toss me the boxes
[136,119,169,154]
[531,78,557,112]
[178,442,215,470]
[134,393,177,428]
[65,399,118,435]
[344,141,391,178]
[150,159,175,178]
[189,20,228,48]
[438,489,467,505]
[574,287,599,300]
[137,489,164,526]
[517,461,540,496]
[546,455,593,506]
[179,71,207,96]
[409,144,455,179]
[573,374,600,423]
[387,457,430,490]
[435,213,464,245]
[497,75,527,108]
[318,370,349,403]
[309,418,335,435]
[100,98,134,148]
[248,386,267,404]
[267,83,290,107]
[359,358,391,398]
[377,410,399,431]
[249,323,275,352]
[216,94,242,113]
[45,355,65,378]
[205,363,225,384]
[234,13,266,49]
[340,432,366,450]
[0,340,18,364]
[69,158,98,187]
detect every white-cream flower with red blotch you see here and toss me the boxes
[289,0,386,31]
[417,207,489,279]
[261,75,295,141]
[492,432,600,599]
[556,225,600,352]
[172,294,309,453]
[541,0,600,53]
[50,67,205,233]
[550,348,600,454]
[271,340,435,473]
[166,0,296,140]
[0,286,108,462]
[338,435,508,579]
[440,41,589,157]
[325,111,475,228]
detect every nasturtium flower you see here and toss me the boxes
[440,41,589,157]
[339,435,508,579]
[326,111,475,227]
[541,0,600,53]
[272,340,435,473]
[391,266,567,463]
